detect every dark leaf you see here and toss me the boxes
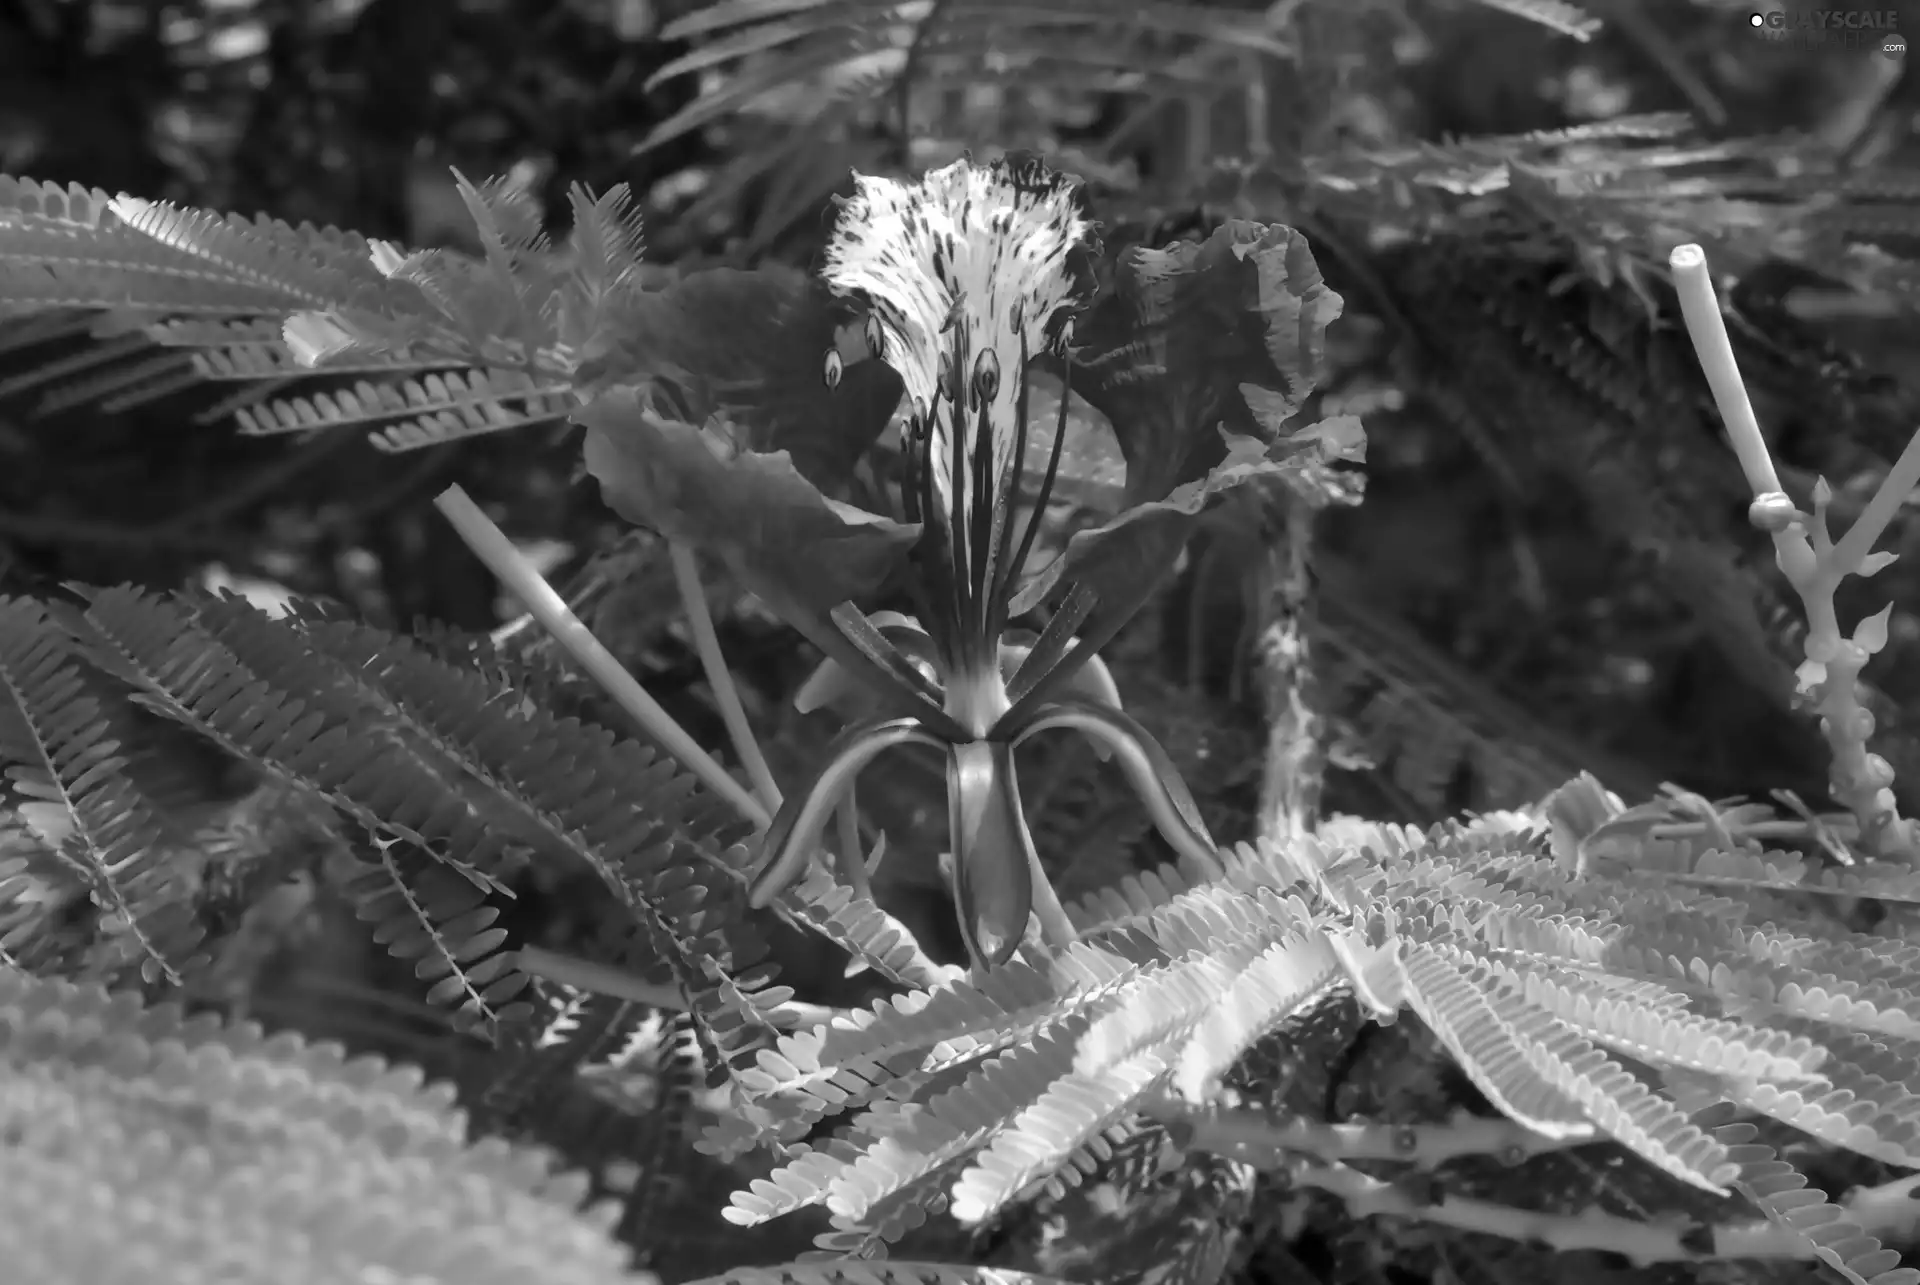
[578,390,917,654]
[1070,220,1345,505]
[1011,420,1366,619]
[575,264,903,487]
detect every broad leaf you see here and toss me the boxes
[1070,219,1345,504]
[1011,420,1365,616]
[1008,221,1352,631]
[576,264,904,487]
[579,391,917,656]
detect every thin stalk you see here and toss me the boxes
[1670,244,1917,860]
[1669,245,1782,498]
[435,485,772,830]
[668,542,783,814]
[834,788,873,903]
[1834,426,1920,574]
[516,946,831,1028]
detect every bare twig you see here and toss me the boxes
[435,484,772,829]
[1155,1098,1585,1169]
[516,945,833,1029]
[669,542,782,814]
[1293,1159,1812,1266]
[1671,243,1920,862]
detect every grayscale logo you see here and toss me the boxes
[1747,8,1905,54]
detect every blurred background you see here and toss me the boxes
[7,0,1920,824]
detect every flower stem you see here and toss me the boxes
[668,542,783,814]
[1669,245,1915,861]
[435,485,772,830]
[516,945,830,1027]
[1669,246,1782,500]
[834,787,873,903]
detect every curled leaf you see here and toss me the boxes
[1015,696,1222,876]
[1006,221,1355,640]
[1071,220,1345,504]
[750,716,943,909]
[1013,419,1366,617]
[579,390,917,655]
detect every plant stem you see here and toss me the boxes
[1670,244,1916,861]
[435,485,772,830]
[1834,424,1920,574]
[668,542,783,815]
[1669,245,1782,499]
[1153,1098,1583,1168]
[1291,1159,1811,1266]
[834,787,873,903]
[516,946,831,1028]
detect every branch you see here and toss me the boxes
[515,945,834,1029]
[1292,1159,1812,1266]
[1670,243,1919,862]
[1156,1099,1584,1168]
[434,484,772,829]
[668,542,782,814]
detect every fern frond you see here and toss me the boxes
[1401,943,1736,1191]
[1633,841,1920,906]
[230,367,576,451]
[1314,800,1920,1232]
[1074,950,1249,1077]
[1699,1103,1920,1285]
[1387,936,1613,1143]
[949,1048,1170,1224]
[273,608,803,1079]
[0,172,672,447]
[773,864,959,990]
[824,1025,1100,1225]
[46,590,739,1030]
[0,597,206,983]
[1507,963,1828,1084]
[0,967,651,1285]
[0,177,391,316]
[727,882,1332,1231]
[375,612,955,995]
[345,841,530,1029]
[1733,1022,1920,1168]
[1167,933,1346,1100]
[107,192,406,312]
[734,935,1152,1152]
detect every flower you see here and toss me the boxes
[745,156,1223,969]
